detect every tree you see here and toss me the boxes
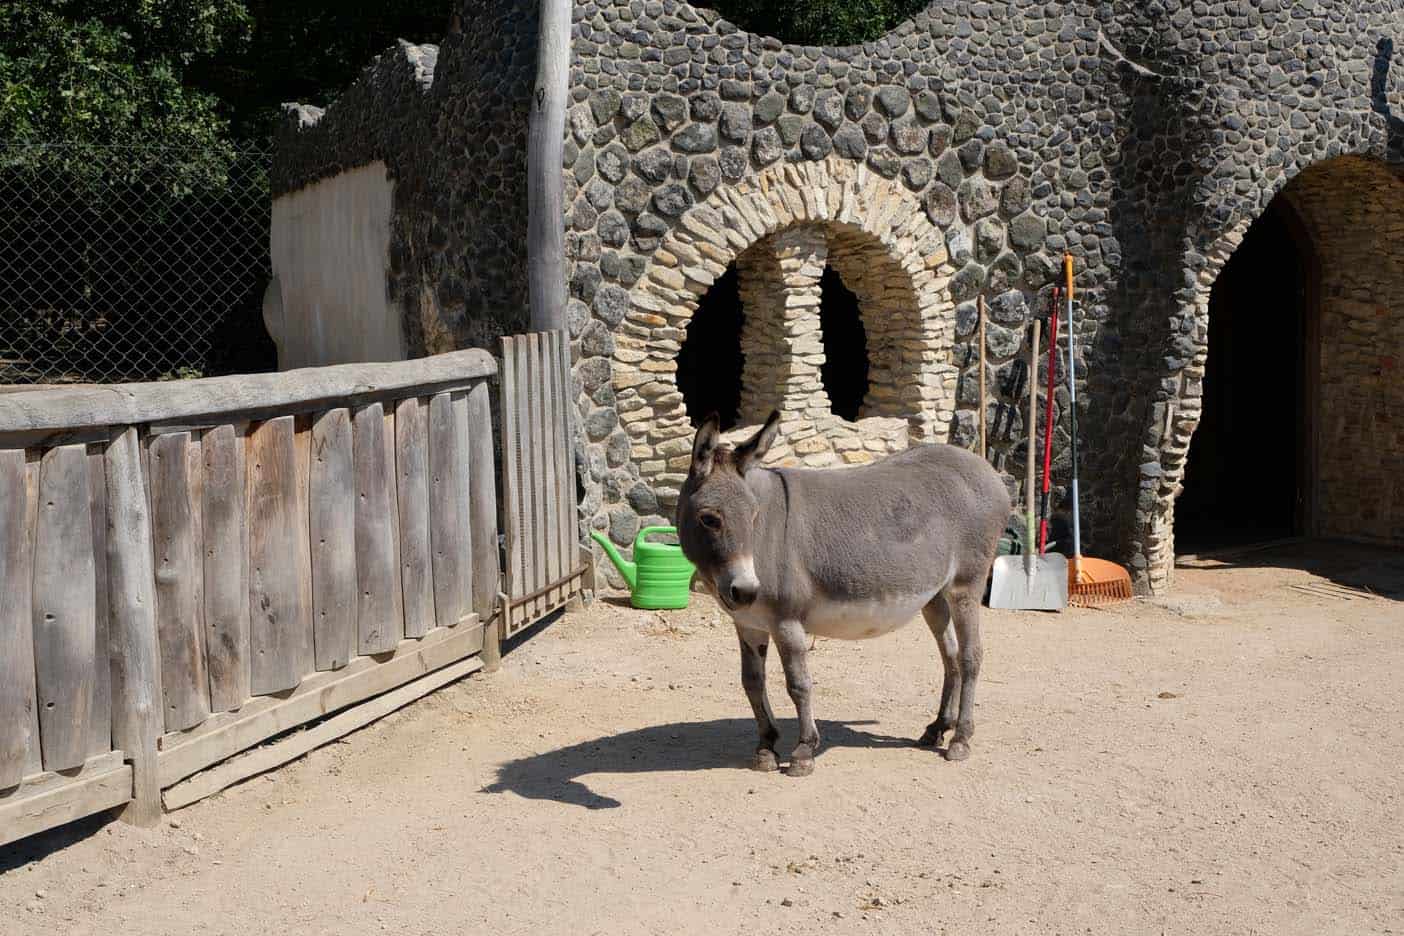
[697,0,932,47]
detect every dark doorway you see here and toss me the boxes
[1177,201,1312,553]
[676,265,743,430]
[818,266,870,422]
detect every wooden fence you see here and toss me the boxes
[0,351,502,842]
[498,333,587,637]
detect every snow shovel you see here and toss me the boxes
[990,318,1068,611]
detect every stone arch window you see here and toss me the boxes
[818,266,868,422]
[675,266,743,430]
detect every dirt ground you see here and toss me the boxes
[1,545,1401,935]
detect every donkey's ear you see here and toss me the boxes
[734,410,780,475]
[690,413,721,479]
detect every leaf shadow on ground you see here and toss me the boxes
[482,718,916,809]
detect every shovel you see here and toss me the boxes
[989,318,1068,611]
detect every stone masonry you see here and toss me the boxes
[273,1,1404,593]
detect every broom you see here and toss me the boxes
[1062,253,1134,607]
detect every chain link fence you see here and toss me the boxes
[0,143,276,384]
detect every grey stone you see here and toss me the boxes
[594,283,631,326]
[936,149,964,188]
[924,182,958,227]
[719,145,748,179]
[789,85,815,114]
[720,79,751,101]
[844,87,872,121]
[984,141,1019,179]
[597,143,629,183]
[690,94,721,122]
[608,504,640,545]
[957,138,984,173]
[626,482,659,516]
[890,116,926,154]
[606,432,632,469]
[914,90,943,122]
[620,117,660,151]
[975,217,1005,264]
[584,405,619,440]
[1009,212,1047,249]
[633,147,673,183]
[620,93,648,123]
[988,289,1028,325]
[902,159,931,190]
[988,253,1024,293]
[1000,175,1031,217]
[958,177,998,221]
[946,227,972,264]
[928,124,952,156]
[720,102,752,141]
[615,175,651,214]
[653,183,693,216]
[597,210,629,247]
[984,319,1021,358]
[833,124,867,159]
[752,127,783,165]
[590,89,622,124]
[578,357,612,395]
[813,90,844,129]
[689,155,720,195]
[776,114,805,145]
[949,263,987,302]
[876,86,911,117]
[754,92,785,123]
[861,112,889,144]
[652,94,687,131]
[800,124,833,160]
[673,123,717,153]
[866,148,901,179]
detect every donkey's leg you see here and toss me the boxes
[917,595,961,748]
[737,624,780,771]
[945,582,984,762]
[774,619,821,777]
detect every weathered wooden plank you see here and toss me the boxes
[515,337,540,599]
[539,335,563,603]
[310,408,356,670]
[202,424,252,710]
[551,333,579,587]
[86,448,112,756]
[499,339,525,602]
[247,416,313,694]
[467,381,501,622]
[452,392,475,618]
[0,450,39,789]
[0,350,497,439]
[293,416,316,676]
[427,392,466,630]
[353,403,402,654]
[530,336,551,597]
[395,397,434,639]
[163,655,482,811]
[21,456,43,777]
[147,432,210,732]
[0,756,132,848]
[104,427,165,826]
[157,617,481,787]
[32,444,98,772]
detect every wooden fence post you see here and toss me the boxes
[104,427,164,826]
[468,380,503,671]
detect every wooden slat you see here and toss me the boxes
[0,450,38,789]
[309,408,356,669]
[32,444,98,771]
[163,656,482,811]
[247,416,313,694]
[354,403,402,654]
[428,392,465,630]
[0,349,497,438]
[0,754,132,848]
[467,381,500,622]
[104,427,165,826]
[540,337,562,604]
[86,448,112,756]
[453,392,475,617]
[148,432,210,732]
[555,334,579,582]
[202,424,252,710]
[528,336,549,599]
[395,397,434,638]
[499,339,525,601]
[513,338,538,600]
[293,416,316,676]
[157,617,481,787]
[21,457,42,777]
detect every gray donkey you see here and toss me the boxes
[675,411,1010,776]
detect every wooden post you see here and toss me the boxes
[467,381,502,671]
[104,428,164,827]
[527,0,572,335]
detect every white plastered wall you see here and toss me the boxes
[267,161,405,369]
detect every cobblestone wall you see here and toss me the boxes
[274,0,1404,593]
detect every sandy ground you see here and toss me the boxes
[1,545,1401,935]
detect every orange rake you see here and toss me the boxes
[1061,253,1134,608]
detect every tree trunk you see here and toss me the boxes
[527,0,571,336]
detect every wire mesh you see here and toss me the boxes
[0,143,275,384]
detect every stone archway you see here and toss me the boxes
[613,156,958,506]
[1142,154,1404,588]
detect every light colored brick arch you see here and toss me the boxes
[613,155,960,505]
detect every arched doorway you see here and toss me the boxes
[1176,199,1315,552]
[1176,156,1404,554]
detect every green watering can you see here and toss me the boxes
[590,526,696,610]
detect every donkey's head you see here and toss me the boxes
[675,411,781,610]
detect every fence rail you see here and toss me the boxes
[0,350,499,840]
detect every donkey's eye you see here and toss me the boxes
[699,512,722,531]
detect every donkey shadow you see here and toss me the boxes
[482,718,914,809]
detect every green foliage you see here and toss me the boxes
[697,0,932,47]
[0,1,250,147]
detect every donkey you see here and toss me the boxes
[675,411,1010,776]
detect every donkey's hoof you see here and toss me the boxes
[752,749,780,772]
[784,757,815,777]
[916,723,947,748]
[945,738,971,762]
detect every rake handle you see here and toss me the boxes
[1063,253,1082,575]
[1024,318,1040,576]
[1038,289,1060,555]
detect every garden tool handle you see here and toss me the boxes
[1063,252,1075,303]
[1038,290,1060,555]
[1025,318,1040,575]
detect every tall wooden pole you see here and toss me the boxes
[527,0,571,336]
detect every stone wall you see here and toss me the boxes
[272,0,1404,593]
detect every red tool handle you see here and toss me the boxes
[1037,288,1060,554]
